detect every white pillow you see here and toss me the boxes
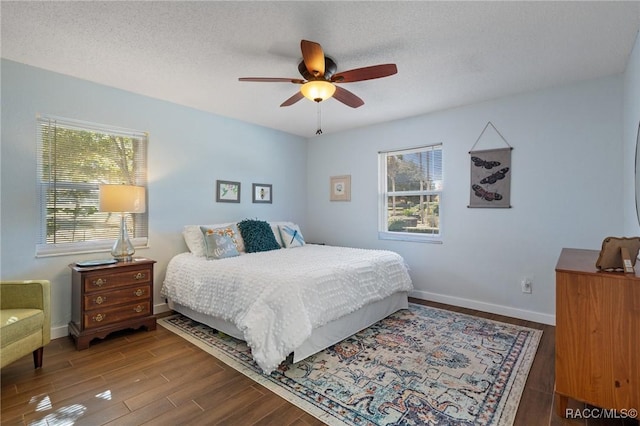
[270,224,283,247]
[183,223,245,256]
[268,221,296,247]
[279,223,305,248]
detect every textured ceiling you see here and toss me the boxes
[2,1,640,138]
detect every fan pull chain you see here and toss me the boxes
[316,101,323,135]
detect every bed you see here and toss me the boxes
[161,220,413,374]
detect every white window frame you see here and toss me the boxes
[36,115,149,257]
[378,144,443,243]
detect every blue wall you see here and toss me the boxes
[306,76,625,325]
[3,27,639,334]
[1,59,307,334]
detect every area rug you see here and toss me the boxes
[158,303,541,426]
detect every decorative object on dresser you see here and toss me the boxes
[68,258,156,350]
[252,183,272,203]
[99,184,146,262]
[596,236,640,273]
[215,180,241,203]
[555,248,639,418]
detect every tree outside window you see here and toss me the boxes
[379,144,442,241]
[36,116,148,256]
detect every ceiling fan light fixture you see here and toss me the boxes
[301,80,336,102]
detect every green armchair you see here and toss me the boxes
[1,280,51,369]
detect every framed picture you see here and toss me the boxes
[252,183,272,204]
[330,175,351,201]
[216,180,241,203]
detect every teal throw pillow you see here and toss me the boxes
[237,219,281,253]
[201,227,240,259]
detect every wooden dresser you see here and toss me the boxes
[69,258,156,350]
[555,248,639,416]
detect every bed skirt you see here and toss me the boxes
[167,291,409,363]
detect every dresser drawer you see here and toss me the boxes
[83,267,151,293]
[84,285,151,310]
[83,301,151,329]
[69,258,156,349]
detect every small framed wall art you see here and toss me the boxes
[252,183,272,204]
[216,180,241,203]
[330,175,351,201]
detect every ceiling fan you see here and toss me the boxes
[239,40,398,109]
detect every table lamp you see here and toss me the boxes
[99,184,146,261]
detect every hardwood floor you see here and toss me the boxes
[1,299,637,425]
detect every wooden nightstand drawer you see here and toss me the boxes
[83,267,151,293]
[84,285,151,310]
[83,301,151,329]
[69,258,156,350]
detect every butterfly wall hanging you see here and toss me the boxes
[468,122,512,208]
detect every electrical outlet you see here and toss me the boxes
[521,277,532,294]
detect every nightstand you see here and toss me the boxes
[68,258,157,350]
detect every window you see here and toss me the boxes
[378,144,442,242]
[36,115,148,256]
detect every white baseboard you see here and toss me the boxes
[50,296,552,340]
[51,325,69,339]
[50,302,173,339]
[155,301,171,315]
[410,290,556,325]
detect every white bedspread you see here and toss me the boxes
[161,244,412,373]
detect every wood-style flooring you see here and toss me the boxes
[1,299,637,425]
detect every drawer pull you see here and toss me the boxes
[133,272,145,280]
[133,305,143,313]
[134,289,144,297]
[94,296,106,305]
[93,313,106,322]
[93,278,106,287]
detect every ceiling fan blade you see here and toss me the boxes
[332,64,398,83]
[239,77,305,84]
[333,86,364,108]
[280,91,304,107]
[301,40,325,78]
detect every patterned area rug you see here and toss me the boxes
[158,303,541,426]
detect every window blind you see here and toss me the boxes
[36,115,149,256]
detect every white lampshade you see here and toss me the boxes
[99,184,146,213]
[300,80,336,102]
